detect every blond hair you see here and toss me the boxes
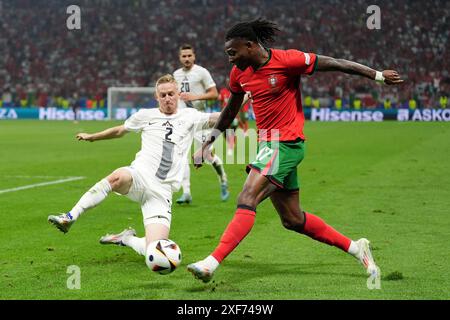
[155,74,177,88]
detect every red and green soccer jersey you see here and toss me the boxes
[229,48,317,141]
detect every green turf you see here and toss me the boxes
[0,120,449,300]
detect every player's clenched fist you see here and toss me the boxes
[382,70,404,85]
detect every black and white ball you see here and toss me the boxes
[145,239,182,275]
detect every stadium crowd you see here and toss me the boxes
[1,0,449,109]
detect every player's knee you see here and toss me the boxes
[106,175,117,188]
[237,187,258,207]
[107,171,131,193]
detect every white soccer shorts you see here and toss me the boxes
[119,166,173,229]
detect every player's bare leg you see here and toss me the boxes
[188,169,275,282]
[270,190,378,276]
[144,223,170,246]
[48,168,132,233]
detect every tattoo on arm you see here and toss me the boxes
[316,55,376,80]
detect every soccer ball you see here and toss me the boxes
[145,239,182,275]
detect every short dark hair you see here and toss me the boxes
[226,18,280,46]
[179,44,194,53]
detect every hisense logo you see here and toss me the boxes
[310,108,384,122]
[38,108,105,121]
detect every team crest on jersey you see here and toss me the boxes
[268,75,280,93]
[162,121,173,127]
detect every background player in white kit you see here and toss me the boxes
[173,44,229,204]
[48,75,220,259]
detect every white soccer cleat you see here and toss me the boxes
[187,261,214,283]
[99,228,136,246]
[355,238,379,277]
[48,213,75,234]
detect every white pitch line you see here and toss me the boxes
[0,177,86,195]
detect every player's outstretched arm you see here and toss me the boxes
[316,55,404,85]
[76,125,128,142]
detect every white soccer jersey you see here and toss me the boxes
[173,64,216,110]
[124,108,210,191]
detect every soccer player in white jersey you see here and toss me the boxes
[173,44,229,204]
[48,74,220,260]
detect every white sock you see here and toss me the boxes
[203,255,220,272]
[69,179,112,220]
[211,155,227,184]
[347,240,359,257]
[122,236,146,256]
[181,163,191,195]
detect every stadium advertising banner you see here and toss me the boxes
[0,108,107,120]
[1,107,450,122]
[307,108,450,122]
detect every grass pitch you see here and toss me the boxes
[0,120,449,300]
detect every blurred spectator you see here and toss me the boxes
[1,0,448,108]
[2,88,13,107]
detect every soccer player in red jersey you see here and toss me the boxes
[188,19,403,283]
